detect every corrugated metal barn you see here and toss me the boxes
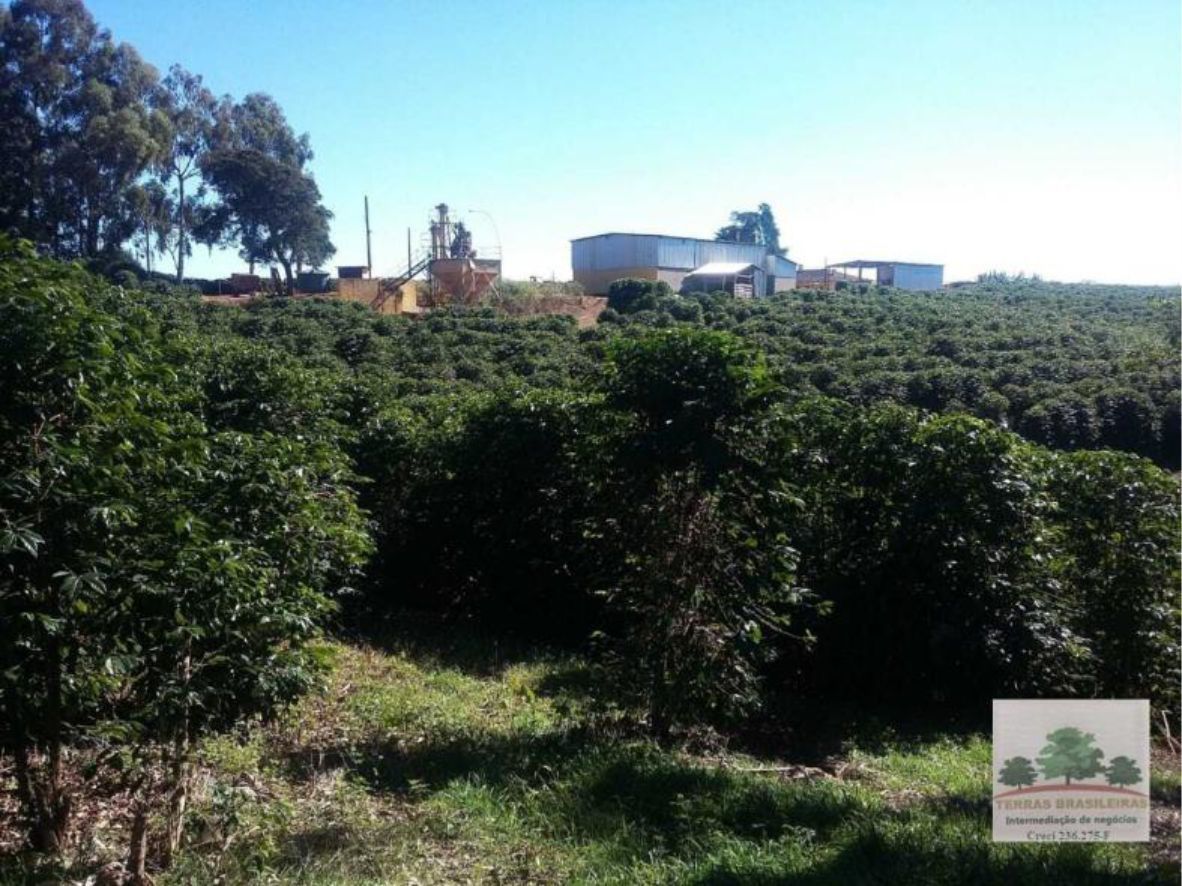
[571,233,798,296]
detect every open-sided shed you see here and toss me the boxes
[681,261,764,297]
[826,260,943,290]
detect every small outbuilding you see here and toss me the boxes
[296,270,330,293]
[681,262,764,297]
[826,260,943,291]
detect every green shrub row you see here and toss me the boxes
[356,329,1180,733]
[602,278,1181,468]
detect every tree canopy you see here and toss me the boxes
[715,203,784,255]
[0,0,164,257]
[0,0,330,283]
[199,147,334,291]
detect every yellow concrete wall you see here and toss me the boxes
[334,278,420,315]
[336,277,380,307]
[399,280,418,313]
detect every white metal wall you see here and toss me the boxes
[572,234,802,296]
[573,234,767,273]
[891,265,944,290]
[571,234,659,271]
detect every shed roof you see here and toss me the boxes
[827,259,942,269]
[685,262,759,276]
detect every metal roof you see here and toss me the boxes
[685,261,759,276]
[827,259,943,269]
[570,231,681,243]
[571,231,766,247]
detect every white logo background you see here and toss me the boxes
[992,699,1150,842]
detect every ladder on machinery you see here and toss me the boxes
[371,251,431,312]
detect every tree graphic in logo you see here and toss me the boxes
[1105,756,1143,788]
[998,756,1037,789]
[1036,727,1105,785]
[996,724,1147,795]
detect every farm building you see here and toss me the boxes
[571,233,798,296]
[681,262,763,297]
[826,260,943,290]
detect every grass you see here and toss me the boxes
[149,639,1179,884]
[4,638,1175,884]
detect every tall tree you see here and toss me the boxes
[197,92,326,282]
[199,147,334,292]
[0,0,163,257]
[756,202,782,255]
[212,91,312,168]
[715,203,784,256]
[125,178,174,274]
[715,209,761,245]
[152,64,216,282]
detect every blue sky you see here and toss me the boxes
[88,0,1181,284]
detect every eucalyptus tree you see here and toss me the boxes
[214,90,313,168]
[196,91,331,286]
[200,147,334,291]
[0,0,165,257]
[151,64,218,281]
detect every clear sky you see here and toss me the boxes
[87,0,1181,284]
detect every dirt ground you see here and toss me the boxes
[487,294,607,327]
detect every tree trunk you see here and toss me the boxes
[175,173,185,284]
[281,259,294,295]
[163,646,192,867]
[85,200,100,258]
[13,743,71,853]
[127,802,149,885]
[163,743,188,868]
[22,638,73,853]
